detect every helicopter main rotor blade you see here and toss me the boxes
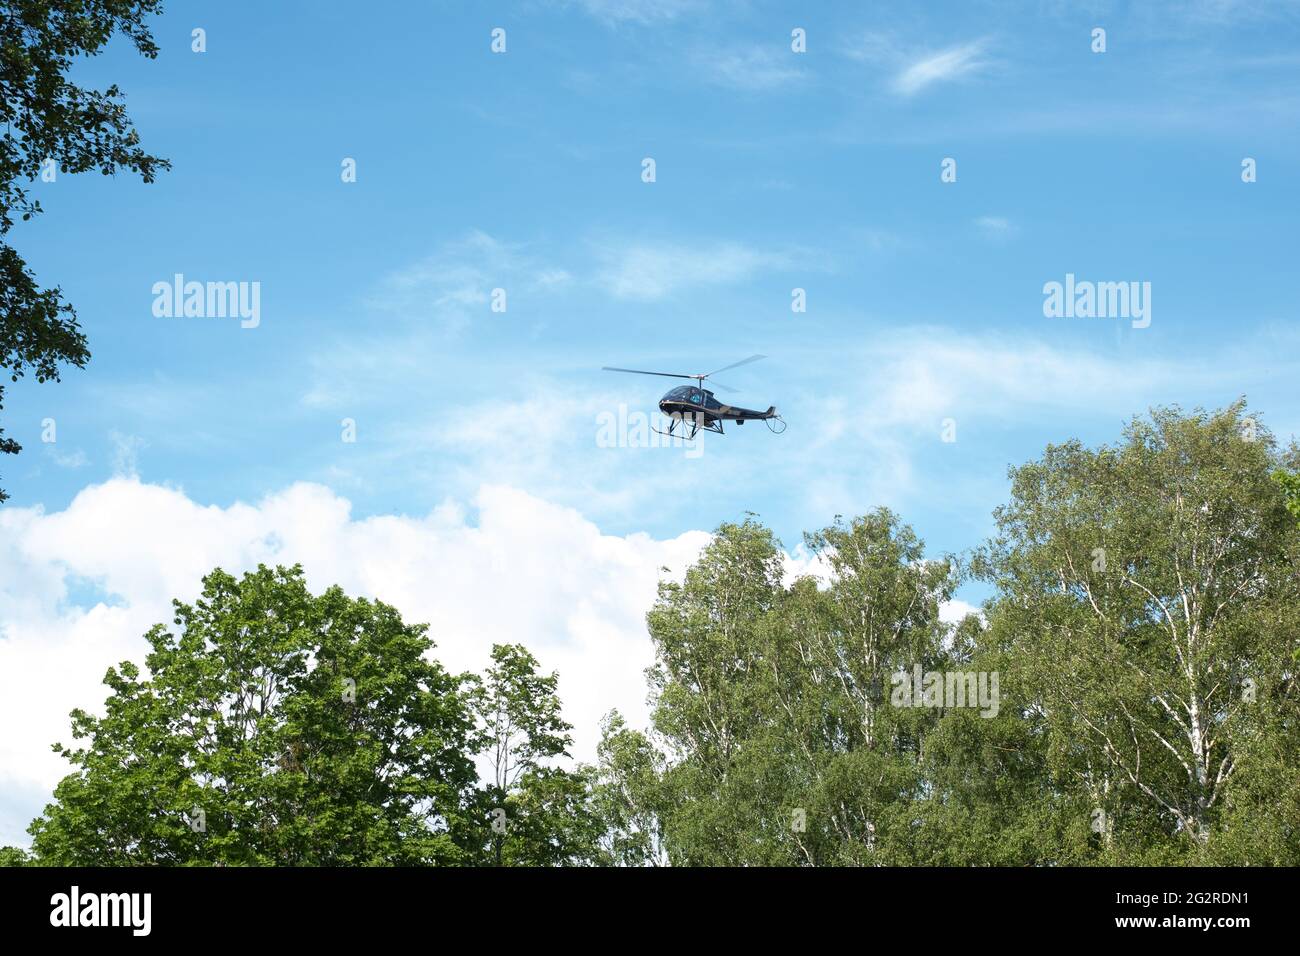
[602,366,698,380]
[709,379,739,393]
[703,354,766,378]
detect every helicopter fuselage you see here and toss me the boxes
[658,385,775,429]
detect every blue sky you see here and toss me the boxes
[8,0,1300,552]
[2,0,1300,842]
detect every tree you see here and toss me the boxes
[1,0,169,500]
[601,404,1299,866]
[468,643,599,866]
[637,512,960,865]
[640,517,787,864]
[18,405,1297,866]
[591,711,668,866]
[973,403,1300,858]
[913,613,1094,866]
[0,845,30,866]
[28,565,481,865]
[1273,466,1300,529]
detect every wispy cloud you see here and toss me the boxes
[1144,0,1300,25]
[594,240,796,300]
[46,446,88,469]
[368,230,570,328]
[974,215,1017,240]
[698,47,807,91]
[846,331,1183,430]
[297,231,575,408]
[892,40,994,96]
[108,431,146,479]
[305,232,794,409]
[571,0,703,25]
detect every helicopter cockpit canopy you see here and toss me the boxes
[663,385,722,410]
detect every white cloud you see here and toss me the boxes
[0,469,992,846]
[595,240,793,301]
[364,231,572,332]
[848,331,1184,432]
[974,215,1018,242]
[572,0,703,24]
[368,230,568,322]
[892,40,993,96]
[940,599,983,624]
[0,478,710,845]
[301,231,571,409]
[299,329,437,411]
[843,30,902,66]
[46,446,88,469]
[699,47,807,91]
[533,268,573,289]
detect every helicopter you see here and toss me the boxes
[602,354,786,438]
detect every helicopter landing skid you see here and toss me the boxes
[654,414,721,440]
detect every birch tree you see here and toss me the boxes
[641,513,955,865]
[975,403,1298,850]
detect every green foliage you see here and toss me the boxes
[622,511,979,865]
[0,0,169,500]
[973,403,1299,861]
[490,766,602,867]
[467,644,599,866]
[591,712,668,866]
[18,404,1298,866]
[28,565,481,865]
[25,578,603,867]
[1273,467,1300,528]
[0,845,31,866]
[475,643,572,795]
[595,404,1300,865]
